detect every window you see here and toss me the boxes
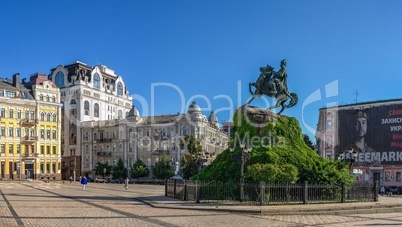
[70,99,76,104]
[53,114,57,122]
[39,94,43,101]
[94,103,99,117]
[40,145,45,154]
[9,108,13,118]
[25,111,29,119]
[118,110,122,119]
[46,113,51,121]
[53,146,56,155]
[8,127,13,137]
[117,82,123,96]
[47,146,50,154]
[0,108,5,118]
[0,126,5,136]
[93,73,100,89]
[55,71,64,87]
[16,144,20,153]
[0,144,4,153]
[17,110,21,119]
[84,101,89,115]
[6,91,16,98]
[52,96,56,102]
[8,144,13,153]
[397,172,401,182]
[40,112,45,121]
[52,130,57,139]
[16,128,21,137]
[46,130,50,138]
[30,111,34,119]
[40,129,44,138]
[385,171,391,182]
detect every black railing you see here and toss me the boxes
[96,138,112,143]
[165,180,378,205]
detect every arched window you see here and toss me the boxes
[182,125,187,135]
[94,103,99,117]
[46,113,51,121]
[53,113,57,122]
[84,101,90,115]
[39,94,43,101]
[52,96,56,102]
[93,73,100,89]
[40,112,45,121]
[55,71,64,87]
[70,99,76,104]
[118,110,122,119]
[117,82,123,96]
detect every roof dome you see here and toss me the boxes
[208,111,218,123]
[126,105,140,121]
[187,101,201,115]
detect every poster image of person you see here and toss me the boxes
[340,110,376,156]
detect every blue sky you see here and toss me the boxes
[1,1,402,141]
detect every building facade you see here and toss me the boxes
[0,73,62,180]
[81,102,229,178]
[48,61,132,180]
[316,99,402,187]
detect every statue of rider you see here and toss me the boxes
[273,59,292,98]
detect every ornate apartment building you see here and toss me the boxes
[80,102,229,178]
[47,61,132,180]
[0,73,62,180]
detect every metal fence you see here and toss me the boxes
[165,180,378,205]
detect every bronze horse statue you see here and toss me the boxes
[246,61,298,115]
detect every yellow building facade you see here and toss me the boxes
[0,73,62,180]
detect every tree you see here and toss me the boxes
[130,159,150,179]
[112,157,128,179]
[303,134,316,150]
[94,161,112,177]
[151,154,174,180]
[180,134,203,179]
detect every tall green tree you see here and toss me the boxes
[151,154,174,180]
[303,134,316,150]
[130,159,150,179]
[112,157,128,179]
[180,134,203,179]
[94,161,112,177]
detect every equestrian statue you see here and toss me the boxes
[246,59,298,115]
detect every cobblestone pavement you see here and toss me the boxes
[1,181,402,226]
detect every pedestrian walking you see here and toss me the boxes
[69,176,72,183]
[124,177,129,190]
[81,176,88,190]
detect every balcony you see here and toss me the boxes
[96,138,112,143]
[21,136,38,144]
[96,152,112,156]
[21,153,39,161]
[21,119,38,127]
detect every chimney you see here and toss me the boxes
[13,73,20,88]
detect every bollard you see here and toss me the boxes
[259,181,265,206]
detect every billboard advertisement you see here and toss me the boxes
[335,103,402,165]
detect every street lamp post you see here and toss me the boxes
[229,142,252,203]
[338,148,358,170]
